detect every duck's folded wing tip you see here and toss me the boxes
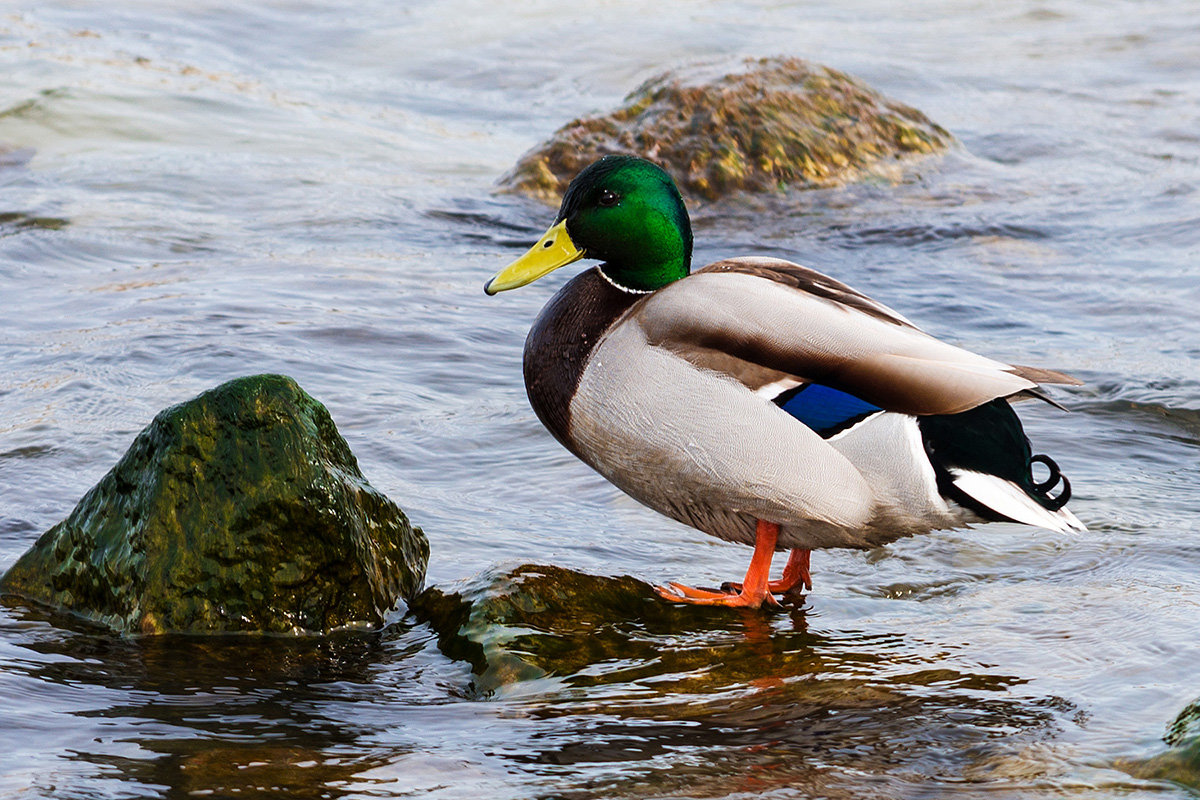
[1010,364,1085,386]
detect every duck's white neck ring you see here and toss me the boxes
[597,266,656,295]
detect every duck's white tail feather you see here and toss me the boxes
[951,469,1086,533]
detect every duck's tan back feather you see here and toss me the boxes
[634,257,1074,415]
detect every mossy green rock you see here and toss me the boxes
[1117,699,1200,791]
[498,56,952,205]
[410,563,664,696]
[0,374,428,635]
[409,562,838,698]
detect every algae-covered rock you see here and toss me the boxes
[0,374,428,635]
[409,562,835,698]
[1117,699,1200,791]
[499,56,952,205]
[410,563,662,695]
[1120,739,1200,791]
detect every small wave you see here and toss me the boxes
[1075,390,1200,439]
[837,221,1053,248]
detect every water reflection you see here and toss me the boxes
[2,606,409,797]
[410,564,1066,797]
[2,568,1076,799]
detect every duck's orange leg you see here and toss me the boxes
[723,547,813,595]
[772,548,812,592]
[655,520,782,608]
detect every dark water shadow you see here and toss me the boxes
[0,602,421,798]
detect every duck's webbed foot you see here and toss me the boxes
[653,520,786,610]
[654,581,782,608]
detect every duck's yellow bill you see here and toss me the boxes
[484,220,585,295]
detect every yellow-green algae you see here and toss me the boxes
[498,56,952,205]
[0,374,428,635]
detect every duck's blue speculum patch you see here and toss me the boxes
[774,383,882,437]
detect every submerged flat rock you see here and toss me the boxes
[409,561,834,698]
[410,563,662,695]
[0,374,428,635]
[408,560,1054,789]
[499,56,951,204]
[412,564,891,701]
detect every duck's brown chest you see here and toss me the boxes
[522,268,638,455]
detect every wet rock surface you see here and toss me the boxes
[412,563,1033,704]
[0,374,428,635]
[1117,699,1200,791]
[410,563,666,695]
[498,56,952,205]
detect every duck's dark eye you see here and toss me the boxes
[598,189,619,207]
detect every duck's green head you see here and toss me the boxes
[484,155,693,295]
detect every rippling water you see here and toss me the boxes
[3,2,1200,797]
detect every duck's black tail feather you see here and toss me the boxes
[918,399,1085,532]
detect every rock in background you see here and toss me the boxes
[498,56,952,205]
[0,374,428,635]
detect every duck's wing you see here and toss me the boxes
[633,257,1080,415]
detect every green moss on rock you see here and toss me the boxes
[0,374,428,635]
[1117,699,1200,791]
[1119,739,1200,792]
[498,56,952,205]
[410,563,662,694]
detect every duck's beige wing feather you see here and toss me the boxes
[633,257,1078,416]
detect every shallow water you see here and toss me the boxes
[2,1,1200,797]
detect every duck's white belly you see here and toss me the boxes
[567,321,900,549]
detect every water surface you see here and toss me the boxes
[3,2,1200,797]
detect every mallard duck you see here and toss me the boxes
[485,155,1084,608]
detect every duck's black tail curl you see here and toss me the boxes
[1028,453,1071,511]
